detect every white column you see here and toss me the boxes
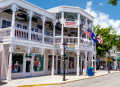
[77,13,80,45]
[91,52,93,67]
[1,45,4,80]
[94,54,96,71]
[85,51,87,70]
[28,10,33,41]
[42,16,46,43]
[53,20,56,44]
[11,4,16,37]
[61,11,64,44]
[77,50,80,76]
[7,44,13,81]
[85,18,88,39]
[51,50,55,76]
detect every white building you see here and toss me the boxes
[0,0,96,81]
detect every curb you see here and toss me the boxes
[17,71,120,87]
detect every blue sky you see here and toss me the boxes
[26,0,119,20]
[26,0,120,34]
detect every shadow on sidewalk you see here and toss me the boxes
[0,81,7,86]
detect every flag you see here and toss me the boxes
[96,34,103,45]
[84,28,92,38]
[91,32,97,43]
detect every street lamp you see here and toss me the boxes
[108,51,111,73]
[62,42,67,81]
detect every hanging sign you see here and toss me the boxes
[64,22,77,28]
[66,44,75,49]
[54,44,60,48]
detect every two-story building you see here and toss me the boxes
[0,0,96,81]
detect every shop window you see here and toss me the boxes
[2,20,11,28]
[12,53,23,73]
[33,53,44,72]
[48,55,56,71]
[69,57,74,69]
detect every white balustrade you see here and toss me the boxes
[44,35,53,44]
[64,36,78,44]
[0,27,11,37]
[80,37,92,47]
[55,36,61,44]
[15,28,29,40]
[31,32,42,42]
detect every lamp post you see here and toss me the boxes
[62,42,67,81]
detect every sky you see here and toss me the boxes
[26,0,120,34]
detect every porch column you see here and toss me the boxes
[85,51,87,70]
[51,49,55,76]
[1,44,4,80]
[53,20,56,44]
[77,13,80,45]
[42,16,46,43]
[94,53,96,71]
[91,52,93,67]
[7,44,13,81]
[77,50,80,76]
[28,10,33,41]
[11,4,17,37]
[85,18,88,39]
[61,11,64,44]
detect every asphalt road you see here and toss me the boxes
[42,72,120,87]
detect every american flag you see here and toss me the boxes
[84,28,92,38]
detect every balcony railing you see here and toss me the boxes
[80,37,92,47]
[64,36,78,44]
[0,27,11,37]
[0,27,54,44]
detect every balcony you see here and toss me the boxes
[0,27,53,44]
[55,36,93,47]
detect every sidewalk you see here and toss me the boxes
[0,70,120,87]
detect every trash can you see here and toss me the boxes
[87,67,92,76]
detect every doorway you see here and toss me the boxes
[58,60,61,74]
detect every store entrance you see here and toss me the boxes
[58,60,61,74]
[25,59,32,76]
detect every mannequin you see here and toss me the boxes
[14,61,20,72]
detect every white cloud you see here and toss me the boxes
[99,3,103,6]
[85,1,120,34]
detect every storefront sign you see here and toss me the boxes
[64,22,77,28]
[54,44,60,48]
[66,45,75,49]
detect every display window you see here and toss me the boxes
[48,55,56,71]
[69,57,74,69]
[33,53,44,72]
[12,53,23,73]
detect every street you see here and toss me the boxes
[42,72,120,87]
